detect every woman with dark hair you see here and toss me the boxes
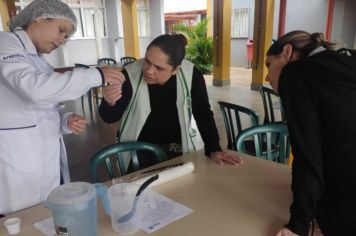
[265,30,356,236]
[99,34,242,169]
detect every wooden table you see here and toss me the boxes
[0,151,292,236]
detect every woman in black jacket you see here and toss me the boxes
[266,30,356,236]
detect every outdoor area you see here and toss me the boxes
[164,0,253,87]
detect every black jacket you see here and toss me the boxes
[279,49,356,236]
[99,66,222,156]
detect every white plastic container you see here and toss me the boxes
[108,183,141,235]
[45,182,97,236]
[3,217,21,235]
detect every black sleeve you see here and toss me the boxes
[191,66,222,155]
[98,69,133,123]
[279,65,324,236]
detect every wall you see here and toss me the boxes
[35,0,356,69]
[0,12,3,31]
[284,0,328,34]
[231,0,340,67]
[150,0,165,39]
[106,0,124,61]
[340,0,356,48]
[331,0,345,43]
[230,0,254,67]
[44,0,161,68]
[139,37,152,58]
[231,39,250,67]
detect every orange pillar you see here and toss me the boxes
[206,0,213,37]
[251,0,275,90]
[121,0,140,58]
[212,0,231,87]
[325,0,335,41]
[0,0,16,31]
[277,0,287,38]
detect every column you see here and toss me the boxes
[0,0,16,31]
[121,0,140,58]
[212,0,231,87]
[251,0,275,90]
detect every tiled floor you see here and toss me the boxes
[63,67,271,182]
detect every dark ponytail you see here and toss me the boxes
[147,34,187,68]
[267,30,339,58]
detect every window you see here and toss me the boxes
[137,0,150,37]
[14,0,107,39]
[14,0,31,12]
[231,8,249,38]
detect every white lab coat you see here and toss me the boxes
[0,28,102,214]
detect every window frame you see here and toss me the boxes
[136,0,151,37]
[14,0,108,40]
[231,7,250,39]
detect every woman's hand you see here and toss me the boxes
[100,67,125,106]
[274,227,299,236]
[102,84,123,106]
[67,113,87,134]
[210,150,244,165]
[100,67,126,86]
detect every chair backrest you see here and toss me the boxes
[97,58,117,66]
[90,141,167,183]
[236,123,290,164]
[74,63,89,69]
[120,56,137,66]
[218,101,259,150]
[259,86,286,124]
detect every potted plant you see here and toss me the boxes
[173,18,213,74]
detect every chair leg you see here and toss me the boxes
[88,89,93,114]
[81,96,85,113]
[95,88,100,107]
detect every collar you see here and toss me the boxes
[307,46,326,57]
[12,27,38,55]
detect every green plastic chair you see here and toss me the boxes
[236,123,290,164]
[218,101,259,150]
[90,141,167,183]
[259,86,286,124]
[120,56,136,67]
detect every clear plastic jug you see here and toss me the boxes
[45,182,98,236]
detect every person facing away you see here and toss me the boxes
[99,33,243,171]
[265,30,356,236]
[0,0,124,215]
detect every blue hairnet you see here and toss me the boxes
[9,0,77,36]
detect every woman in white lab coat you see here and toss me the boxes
[0,0,125,215]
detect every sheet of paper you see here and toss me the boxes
[33,217,56,236]
[134,190,194,233]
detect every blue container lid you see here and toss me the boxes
[46,182,96,212]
